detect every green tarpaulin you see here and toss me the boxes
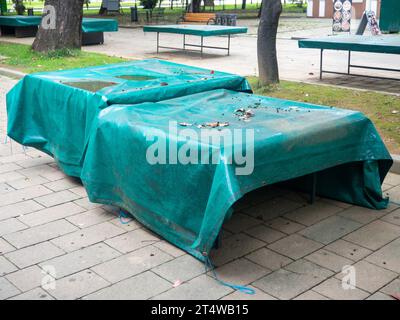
[81,89,392,260]
[0,16,118,33]
[0,15,41,27]
[7,60,251,177]
[7,60,392,261]
[143,25,248,36]
[299,35,400,54]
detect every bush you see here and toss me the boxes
[139,0,159,10]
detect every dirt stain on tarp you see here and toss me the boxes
[61,81,118,92]
[116,75,156,81]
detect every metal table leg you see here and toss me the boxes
[227,34,231,56]
[201,36,204,58]
[347,50,351,75]
[320,49,324,80]
[157,32,159,54]
[309,172,317,204]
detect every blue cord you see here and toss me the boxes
[204,256,256,295]
[119,209,133,225]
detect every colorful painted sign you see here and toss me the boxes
[332,0,352,33]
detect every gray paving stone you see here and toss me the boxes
[39,243,120,279]
[294,290,330,300]
[285,259,334,279]
[47,269,109,300]
[152,274,232,300]
[324,239,372,262]
[18,202,85,227]
[16,156,54,169]
[85,271,171,300]
[305,249,353,272]
[105,228,159,254]
[5,241,64,268]
[264,217,305,234]
[0,218,27,237]
[4,219,78,249]
[51,221,125,252]
[152,253,205,283]
[252,267,327,300]
[366,292,396,300]
[299,216,362,245]
[267,234,323,260]
[335,260,397,293]
[221,285,277,300]
[211,258,270,286]
[381,208,400,226]
[210,233,265,267]
[242,197,304,221]
[0,171,25,184]
[17,164,65,181]
[223,213,260,234]
[0,277,20,299]
[0,182,14,194]
[0,185,52,207]
[246,247,292,271]
[6,265,45,292]
[153,240,185,258]
[34,190,81,208]
[387,185,400,203]
[384,173,400,186]
[0,238,14,254]
[366,238,400,273]
[0,200,44,221]
[337,206,387,224]
[0,256,17,276]
[380,279,400,297]
[109,217,142,231]
[7,176,49,190]
[69,185,87,197]
[313,278,370,300]
[344,220,400,251]
[43,177,80,192]
[0,163,21,174]
[74,197,103,210]
[244,224,285,244]
[284,201,343,226]
[9,287,54,300]
[92,245,173,283]
[66,208,115,228]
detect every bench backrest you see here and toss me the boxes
[184,13,216,22]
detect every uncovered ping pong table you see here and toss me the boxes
[299,35,400,81]
[143,24,248,56]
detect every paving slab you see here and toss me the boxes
[313,278,370,300]
[365,238,400,273]
[245,247,292,271]
[344,220,400,251]
[267,234,323,260]
[9,287,54,300]
[305,249,353,273]
[324,239,372,262]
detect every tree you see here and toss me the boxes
[241,0,246,10]
[191,0,201,12]
[32,0,85,52]
[257,0,282,85]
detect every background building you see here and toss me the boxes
[307,0,381,19]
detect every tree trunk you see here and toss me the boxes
[257,0,282,85]
[241,0,246,10]
[32,0,85,52]
[191,0,201,12]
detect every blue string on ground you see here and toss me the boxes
[204,256,256,295]
[119,209,133,225]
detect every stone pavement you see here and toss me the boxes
[1,75,400,300]
[2,17,399,95]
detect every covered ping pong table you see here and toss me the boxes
[299,35,400,81]
[143,24,248,56]
[0,16,118,45]
[7,61,392,260]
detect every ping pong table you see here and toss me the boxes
[143,24,248,56]
[299,35,400,81]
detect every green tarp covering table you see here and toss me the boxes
[143,25,248,56]
[7,60,251,177]
[0,16,41,37]
[0,16,118,44]
[7,60,392,261]
[298,35,400,80]
[81,89,392,260]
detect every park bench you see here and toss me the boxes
[176,13,216,25]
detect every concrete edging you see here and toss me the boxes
[0,66,400,174]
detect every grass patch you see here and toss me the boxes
[0,41,127,73]
[248,77,400,154]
